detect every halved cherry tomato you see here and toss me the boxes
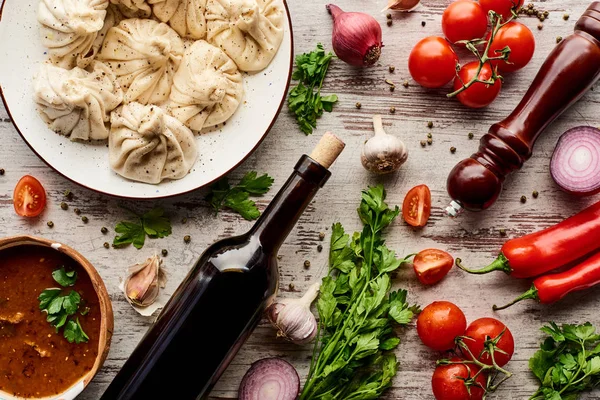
[432,357,486,400]
[454,61,502,109]
[417,301,467,351]
[489,21,535,73]
[414,249,455,285]
[480,0,524,21]
[13,175,47,217]
[442,0,489,44]
[409,37,459,89]
[402,184,431,227]
[464,318,515,367]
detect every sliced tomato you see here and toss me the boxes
[414,249,454,285]
[13,175,47,217]
[402,185,431,227]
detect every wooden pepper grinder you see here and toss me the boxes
[447,2,600,215]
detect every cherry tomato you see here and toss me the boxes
[414,249,455,285]
[464,318,515,367]
[409,37,459,89]
[417,301,467,351]
[489,21,535,73]
[442,0,489,44]
[402,184,431,227]
[432,357,486,400]
[453,61,502,108]
[13,175,47,218]
[480,0,524,21]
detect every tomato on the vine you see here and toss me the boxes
[409,37,458,89]
[413,249,454,285]
[454,61,502,108]
[442,0,489,44]
[432,357,486,400]
[489,21,535,73]
[463,318,515,367]
[417,301,467,351]
[13,175,46,218]
[402,184,431,227]
[480,0,525,21]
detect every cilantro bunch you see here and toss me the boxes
[300,185,419,399]
[288,43,338,135]
[530,322,600,399]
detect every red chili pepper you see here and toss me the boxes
[492,251,600,310]
[456,201,600,278]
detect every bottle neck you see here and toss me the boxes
[250,155,331,253]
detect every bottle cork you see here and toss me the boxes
[309,132,345,169]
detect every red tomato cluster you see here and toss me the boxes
[408,0,534,109]
[416,301,515,400]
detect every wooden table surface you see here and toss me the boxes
[2,0,600,398]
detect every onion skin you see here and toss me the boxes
[550,126,600,196]
[238,358,300,400]
[326,4,383,67]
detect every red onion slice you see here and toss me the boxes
[550,126,600,196]
[238,358,300,400]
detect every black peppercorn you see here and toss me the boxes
[355,102,362,109]
[450,147,457,153]
[181,218,188,224]
[289,283,295,291]
[468,132,474,139]
[388,65,395,73]
[0,169,4,176]
[427,121,433,129]
[420,140,427,147]
[81,216,89,223]
[532,190,539,198]
[403,80,409,88]
[390,107,396,114]
[74,208,81,215]
[103,242,110,249]
[60,202,68,210]
[162,249,168,256]
[427,138,433,145]
[184,235,191,243]
[387,20,392,27]
[421,21,426,27]
[304,260,311,269]
[317,244,323,252]
[47,221,54,228]
[520,195,527,203]
[500,229,507,237]
[101,227,108,234]
[319,232,325,241]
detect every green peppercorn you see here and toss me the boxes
[389,85,395,92]
[427,121,433,129]
[427,133,432,139]
[403,80,409,88]
[388,65,395,73]
[162,249,168,256]
[499,229,507,237]
[60,202,68,210]
[81,216,89,223]
[544,10,549,17]
[556,36,563,44]
[181,217,188,224]
[304,260,311,269]
[537,23,543,30]
[532,190,539,199]
[184,235,191,243]
[539,15,545,22]
[319,232,325,241]
[317,244,323,252]
[101,227,108,234]
[450,146,457,153]
[386,20,392,27]
[355,102,362,109]
[520,195,527,203]
[289,283,295,290]
[0,168,4,176]
[427,138,433,145]
[528,9,534,15]
[47,221,54,228]
[386,13,392,19]
[64,190,73,200]
[468,132,474,139]
[103,242,110,249]
[420,140,427,147]
[563,13,569,20]
[528,3,534,9]
[74,208,81,215]
[390,107,396,114]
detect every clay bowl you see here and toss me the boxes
[0,235,113,400]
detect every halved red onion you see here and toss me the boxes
[550,126,600,196]
[238,358,300,400]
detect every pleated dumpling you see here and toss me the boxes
[38,0,109,69]
[150,0,207,39]
[205,0,284,72]
[109,0,152,17]
[109,102,198,184]
[167,40,243,131]
[33,62,124,141]
[97,19,184,105]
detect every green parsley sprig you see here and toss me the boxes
[529,322,600,399]
[113,207,172,249]
[300,185,419,399]
[205,171,274,221]
[38,267,89,344]
[288,43,338,135]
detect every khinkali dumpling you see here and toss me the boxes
[38,0,109,69]
[167,41,243,131]
[33,62,124,141]
[109,102,198,184]
[97,19,184,105]
[205,0,284,72]
[150,0,207,39]
[109,0,152,17]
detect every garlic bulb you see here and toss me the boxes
[124,254,166,308]
[384,0,421,12]
[361,115,408,174]
[266,282,320,344]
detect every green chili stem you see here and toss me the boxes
[455,254,512,275]
[492,285,539,311]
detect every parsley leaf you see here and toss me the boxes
[52,266,77,287]
[113,207,172,249]
[288,43,338,135]
[205,171,274,220]
[63,318,89,344]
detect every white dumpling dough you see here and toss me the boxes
[38,0,109,69]
[33,62,124,141]
[150,0,207,39]
[97,18,184,105]
[109,0,152,17]
[167,41,243,131]
[205,0,284,72]
[109,102,198,184]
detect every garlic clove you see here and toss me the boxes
[124,254,166,308]
[361,115,408,174]
[383,0,421,12]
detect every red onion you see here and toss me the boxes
[238,358,300,400]
[550,126,600,196]
[326,4,383,67]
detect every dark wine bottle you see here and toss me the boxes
[101,133,345,400]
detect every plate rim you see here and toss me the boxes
[0,0,294,200]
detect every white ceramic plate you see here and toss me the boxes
[0,0,293,199]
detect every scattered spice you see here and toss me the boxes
[538,23,543,30]
[532,190,539,198]
[47,221,54,228]
[319,232,325,241]
[184,235,191,243]
[520,195,527,203]
[468,132,474,139]
[81,216,89,223]
[544,10,549,17]
[388,65,395,73]
[181,217,187,224]
[500,229,507,237]
[386,13,392,19]
[60,202,68,210]
[556,36,563,44]
[0,168,4,175]
[355,102,362,109]
[450,146,457,154]
[385,79,396,91]
[427,121,433,129]
[403,80,409,88]
[101,227,108,234]
[317,244,323,252]
[539,15,545,22]
[427,138,433,145]
[63,189,73,200]
[162,249,168,256]
[103,242,110,249]
[421,21,426,27]
[289,283,295,291]
[74,208,81,215]
[427,133,432,139]
[420,140,427,147]
[563,13,569,20]
[304,260,311,269]
[387,20,393,27]
[390,107,396,114]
